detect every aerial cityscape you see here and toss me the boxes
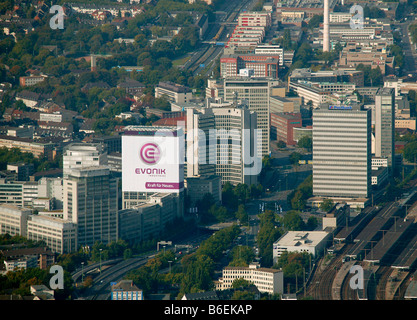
[2,0,417,305]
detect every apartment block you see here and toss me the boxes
[0,135,54,158]
[155,81,193,104]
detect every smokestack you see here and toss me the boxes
[323,0,330,52]
[91,55,97,72]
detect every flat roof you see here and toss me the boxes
[274,231,329,247]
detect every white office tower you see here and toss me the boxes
[313,103,371,199]
[375,87,395,174]
[186,106,216,178]
[63,143,108,178]
[224,78,278,157]
[323,0,330,52]
[186,101,261,186]
[63,166,118,247]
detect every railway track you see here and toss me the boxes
[375,266,393,300]
[305,243,353,300]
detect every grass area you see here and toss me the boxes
[172,55,191,67]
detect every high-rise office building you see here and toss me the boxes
[121,126,184,220]
[323,0,330,52]
[186,107,216,178]
[313,103,371,199]
[63,166,119,247]
[223,78,279,157]
[186,100,260,186]
[63,143,108,178]
[375,87,395,174]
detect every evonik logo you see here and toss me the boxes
[140,143,161,165]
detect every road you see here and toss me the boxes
[396,18,417,77]
[182,0,259,77]
[72,230,212,300]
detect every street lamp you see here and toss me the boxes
[99,249,102,275]
[81,262,84,283]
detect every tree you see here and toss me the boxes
[257,210,281,267]
[231,277,252,289]
[235,204,248,225]
[229,246,255,267]
[308,14,323,29]
[319,199,334,212]
[289,152,302,165]
[298,136,312,151]
[283,211,305,231]
[403,141,417,163]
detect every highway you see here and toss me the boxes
[394,14,417,77]
[182,0,259,77]
[73,231,212,300]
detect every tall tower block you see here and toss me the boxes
[323,0,330,52]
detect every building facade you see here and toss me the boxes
[375,87,395,174]
[63,143,108,178]
[63,166,118,248]
[215,263,284,295]
[224,78,278,157]
[270,112,302,146]
[26,215,77,254]
[312,103,371,199]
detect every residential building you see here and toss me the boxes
[312,103,371,199]
[155,81,193,104]
[111,280,143,300]
[19,75,46,87]
[4,255,38,271]
[0,135,54,158]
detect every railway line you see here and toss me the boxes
[304,184,417,300]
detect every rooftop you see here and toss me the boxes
[274,231,329,247]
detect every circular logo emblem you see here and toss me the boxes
[140,143,161,165]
